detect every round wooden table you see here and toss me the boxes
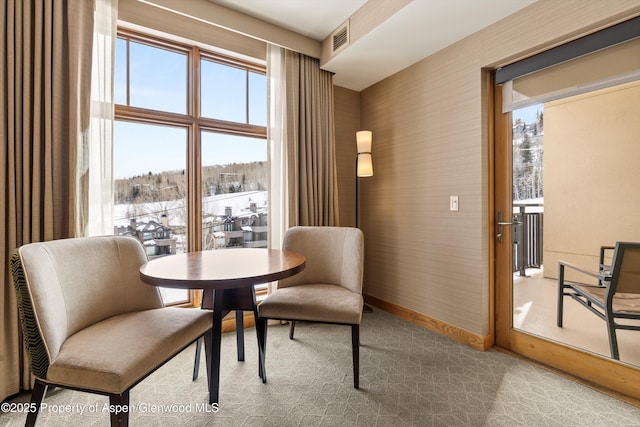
[140,248,305,404]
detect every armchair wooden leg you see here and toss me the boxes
[109,390,130,427]
[351,324,360,389]
[203,329,212,389]
[236,310,245,361]
[253,310,264,380]
[289,320,296,340]
[192,337,202,381]
[26,379,47,427]
[259,318,268,383]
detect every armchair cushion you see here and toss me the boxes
[571,285,640,313]
[258,284,363,324]
[48,307,211,394]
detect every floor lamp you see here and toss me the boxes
[356,130,373,313]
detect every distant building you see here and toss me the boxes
[114,218,177,257]
[203,204,267,249]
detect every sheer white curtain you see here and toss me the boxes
[267,44,296,296]
[78,0,118,236]
[267,44,293,252]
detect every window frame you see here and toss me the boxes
[114,28,268,306]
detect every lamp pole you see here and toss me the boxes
[355,156,359,228]
[355,130,373,313]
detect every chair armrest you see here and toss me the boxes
[558,260,600,279]
[599,245,615,267]
[598,245,615,284]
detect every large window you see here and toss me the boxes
[113,29,267,305]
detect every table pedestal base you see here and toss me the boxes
[201,287,265,404]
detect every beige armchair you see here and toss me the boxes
[258,226,364,388]
[11,236,212,426]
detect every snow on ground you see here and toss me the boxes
[113,190,268,227]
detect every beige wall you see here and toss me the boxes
[345,0,640,338]
[118,0,268,61]
[544,81,640,282]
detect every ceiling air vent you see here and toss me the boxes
[331,21,350,55]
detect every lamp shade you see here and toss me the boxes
[357,153,373,177]
[356,130,372,154]
[356,130,373,177]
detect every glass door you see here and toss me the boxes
[494,21,640,399]
[494,79,640,400]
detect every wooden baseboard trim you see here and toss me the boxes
[365,294,493,351]
[494,346,640,408]
[221,298,492,352]
[508,329,640,402]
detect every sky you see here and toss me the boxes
[114,37,543,179]
[114,122,267,179]
[114,38,267,179]
[512,103,542,124]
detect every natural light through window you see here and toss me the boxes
[113,30,268,305]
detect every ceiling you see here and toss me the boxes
[212,0,537,91]
[211,0,368,40]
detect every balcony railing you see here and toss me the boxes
[512,203,543,276]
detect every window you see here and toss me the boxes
[115,37,187,113]
[113,29,267,305]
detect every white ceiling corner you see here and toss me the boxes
[210,0,538,91]
[211,0,367,41]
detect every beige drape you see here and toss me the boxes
[281,48,339,227]
[267,46,339,296]
[1,0,94,401]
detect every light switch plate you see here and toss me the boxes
[450,196,459,211]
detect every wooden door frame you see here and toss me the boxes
[491,74,640,403]
[491,73,512,350]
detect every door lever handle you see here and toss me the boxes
[498,220,522,226]
[496,213,520,243]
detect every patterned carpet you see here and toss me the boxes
[3,309,640,426]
